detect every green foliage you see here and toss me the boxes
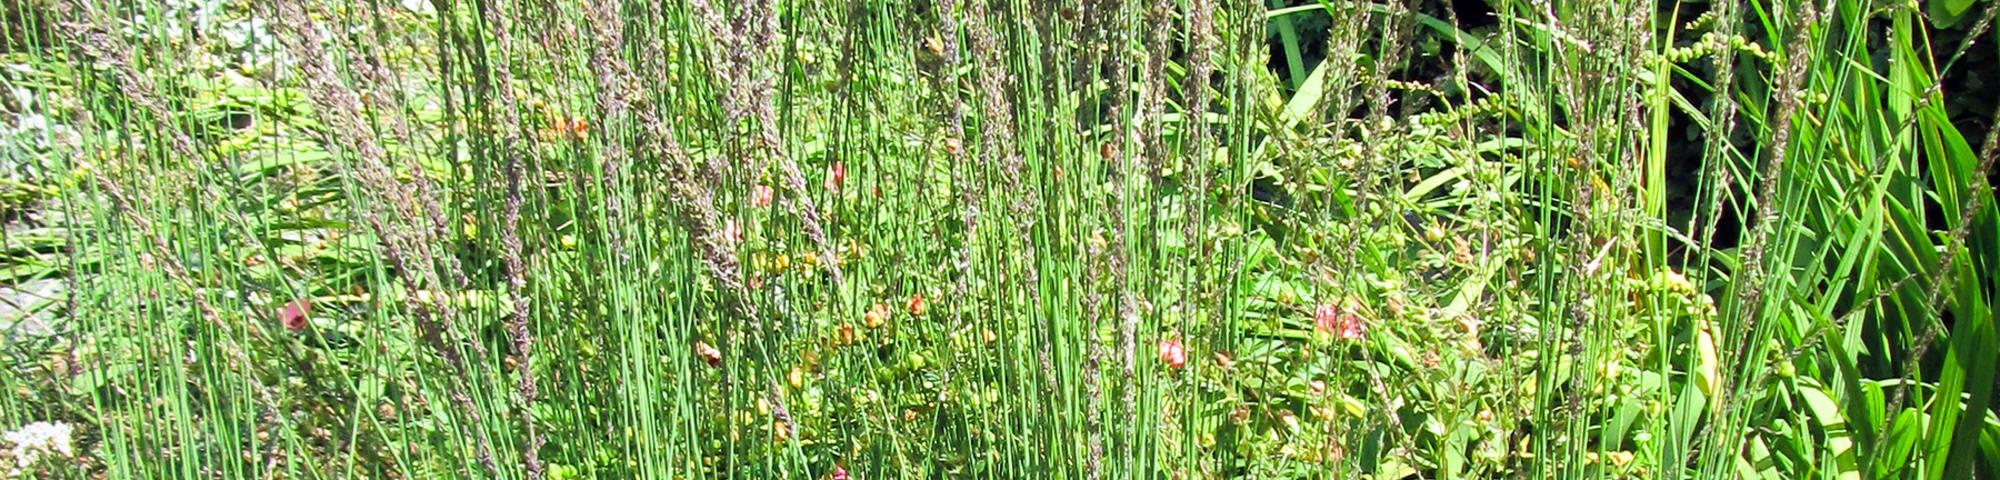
[0,0,1994,479]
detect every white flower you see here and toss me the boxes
[4,421,75,476]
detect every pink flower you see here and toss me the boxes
[279,299,311,330]
[832,465,849,480]
[721,220,743,245]
[1159,338,1185,369]
[1337,313,1364,340]
[824,162,846,191]
[753,184,774,208]
[1314,304,1339,333]
[1315,303,1365,341]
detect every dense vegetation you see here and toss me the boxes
[0,0,1996,478]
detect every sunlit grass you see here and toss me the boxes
[0,0,1994,479]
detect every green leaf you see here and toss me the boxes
[1927,0,1976,28]
[1798,379,1861,477]
[1279,59,1332,130]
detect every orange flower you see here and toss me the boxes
[865,302,888,329]
[570,117,588,140]
[906,292,926,317]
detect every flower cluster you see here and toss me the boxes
[3,421,74,478]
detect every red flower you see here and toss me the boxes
[832,465,849,480]
[279,299,311,330]
[825,162,846,191]
[1159,338,1185,369]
